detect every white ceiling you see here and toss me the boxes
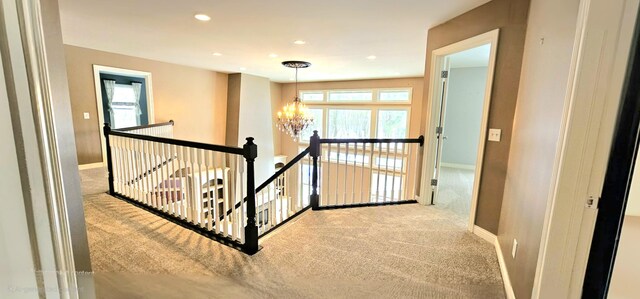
[449,44,491,68]
[58,0,489,82]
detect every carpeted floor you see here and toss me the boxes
[80,168,505,298]
[436,166,475,219]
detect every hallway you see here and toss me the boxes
[81,168,505,298]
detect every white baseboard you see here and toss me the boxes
[495,238,517,299]
[78,162,104,170]
[473,225,497,243]
[473,225,516,299]
[441,162,476,170]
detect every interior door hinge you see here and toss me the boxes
[586,196,600,209]
[441,71,448,78]
[435,126,443,134]
[431,179,438,186]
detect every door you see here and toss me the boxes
[430,57,451,205]
[93,65,154,166]
[421,29,499,231]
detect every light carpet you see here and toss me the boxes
[80,168,505,298]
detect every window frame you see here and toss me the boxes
[299,104,411,144]
[298,87,413,105]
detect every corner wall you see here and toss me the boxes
[421,0,530,233]
[64,45,228,165]
[226,73,276,184]
[498,0,581,297]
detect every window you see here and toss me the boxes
[300,108,324,141]
[327,109,371,138]
[379,90,411,102]
[297,87,412,142]
[300,91,324,102]
[111,84,139,128]
[377,110,408,138]
[299,88,411,104]
[328,90,373,102]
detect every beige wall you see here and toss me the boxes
[422,0,530,234]
[270,82,283,155]
[497,0,580,297]
[278,78,424,160]
[64,45,228,164]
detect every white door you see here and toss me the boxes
[430,57,451,204]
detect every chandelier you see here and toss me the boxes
[276,61,314,141]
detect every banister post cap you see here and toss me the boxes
[243,137,257,160]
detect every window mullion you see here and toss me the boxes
[371,108,378,138]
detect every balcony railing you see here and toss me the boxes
[104,123,424,254]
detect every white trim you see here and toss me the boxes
[495,239,517,299]
[3,0,91,296]
[473,225,497,243]
[420,29,500,235]
[78,162,103,170]
[299,87,414,105]
[471,226,515,298]
[532,0,638,297]
[441,162,476,170]
[93,65,155,165]
[300,105,412,143]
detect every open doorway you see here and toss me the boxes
[422,30,498,231]
[93,65,154,165]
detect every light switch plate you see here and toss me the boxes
[488,128,501,142]
[83,112,90,120]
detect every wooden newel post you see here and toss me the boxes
[243,137,259,255]
[103,123,115,196]
[310,130,320,210]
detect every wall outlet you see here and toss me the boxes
[488,128,502,142]
[512,239,518,258]
[83,112,90,120]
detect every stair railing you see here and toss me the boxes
[104,123,424,255]
[104,123,259,254]
[309,130,424,209]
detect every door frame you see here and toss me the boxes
[531,0,638,297]
[93,65,155,165]
[420,29,499,231]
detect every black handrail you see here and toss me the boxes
[320,136,424,146]
[255,147,310,193]
[114,120,174,132]
[108,130,244,155]
[104,122,260,255]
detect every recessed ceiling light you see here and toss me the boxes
[240,67,247,71]
[293,40,306,45]
[212,52,222,56]
[269,53,278,58]
[367,55,377,60]
[194,14,211,21]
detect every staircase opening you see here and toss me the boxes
[103,121,424,254]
